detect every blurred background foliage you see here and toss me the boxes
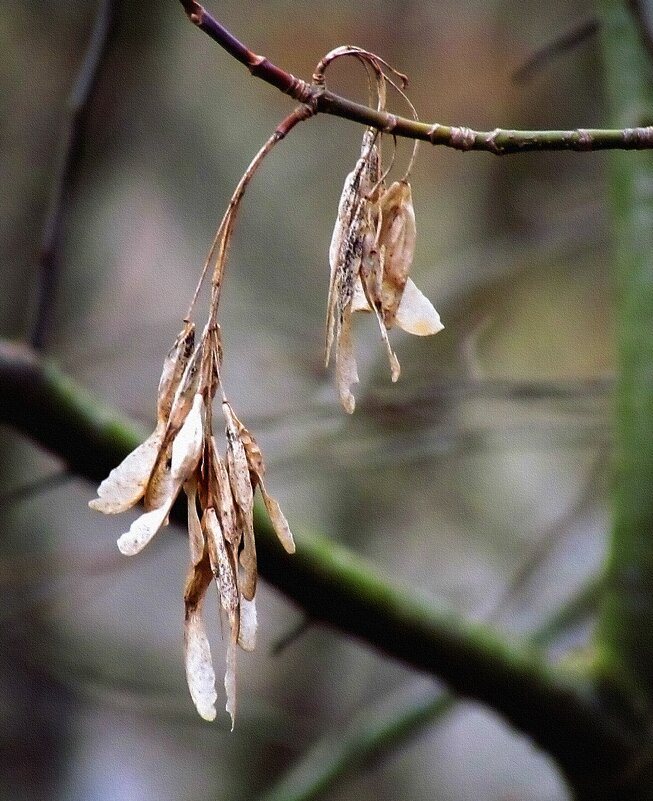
[1,0,615,799]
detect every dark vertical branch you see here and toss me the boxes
[30,0,119,351]
[627,0,653,66]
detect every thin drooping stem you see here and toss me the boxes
[178,1,653,155]
[185,105,315,324]
[31,0,118,350]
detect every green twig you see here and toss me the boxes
[256,573,604,801]
[178,1,653,155]
[257,686,454,801]
[598,0,653,717]
[0,338,644,789]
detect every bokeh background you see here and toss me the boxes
[1,0,612,799]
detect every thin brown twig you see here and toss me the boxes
[178,1,653,154]
[512,18,599,84]
[30,0,118,350]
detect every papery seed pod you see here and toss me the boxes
[88,430,165,514]
[184,608,218,722]
[145,347,203,510]
[326,130,380,361]
[116,393,206,556]
[376,180,416,327]
[183,550,217,722]
[210,438,240,548]
[165,343,203,434]
[394,278,444,336]
[185,479,205,566]
[326,130,385,412]
[225,629,238,731]
[335,305,359,413]
[88,324,196,515]
[116,497,174,556]
[238,422,296,554]
[203,509,240,731]
[170,393,205,480]
[157,322,195,425]
[203,507,239,615]
[238,596,257,652]
[223,402,257,600]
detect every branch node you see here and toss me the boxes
[426,123,441,143]
[450,126,476,151]
[382,113,398,133]
[288,77,314,104]
[485,128,503,155]
[623,125,653,147]
[576,128,593,150]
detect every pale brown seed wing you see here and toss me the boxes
[165,343,203,434]
[211,439,240,547]
[259,481,295,554]
[116,494,174,555]
[185,479,204,566]
[184,610,217,722]
[224,624,238,730]
[237,596,257,651]
[204,508,239,614]
[378,181,416,326]
[170,393,204,481]
[335,305,359,414]
[144,438,174,511]
[183,551,217,721]
[223,403,257,600]
[326,167,357,366]
[394,278,444,336]
[157,322,195,426]
[89,426,164,514]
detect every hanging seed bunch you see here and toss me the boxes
[89,46,443,726]
[322,47,444,412]
[89,124,299,726]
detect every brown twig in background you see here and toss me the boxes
[30,0,118,351]
[512,18,600,84]
[178,1,653,154]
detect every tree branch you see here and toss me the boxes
[178,0,653,155]
[0,338,645,790]
[31,0,118,350]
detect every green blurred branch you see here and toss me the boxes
[0,338,645,793]
[178,0,653,155]
[256,687,454,801]
[256,574,604,801]
[597,0,653,737]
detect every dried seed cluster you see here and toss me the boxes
[90,321,294,726]
[324,49,443,412]
[89,45,443,726]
